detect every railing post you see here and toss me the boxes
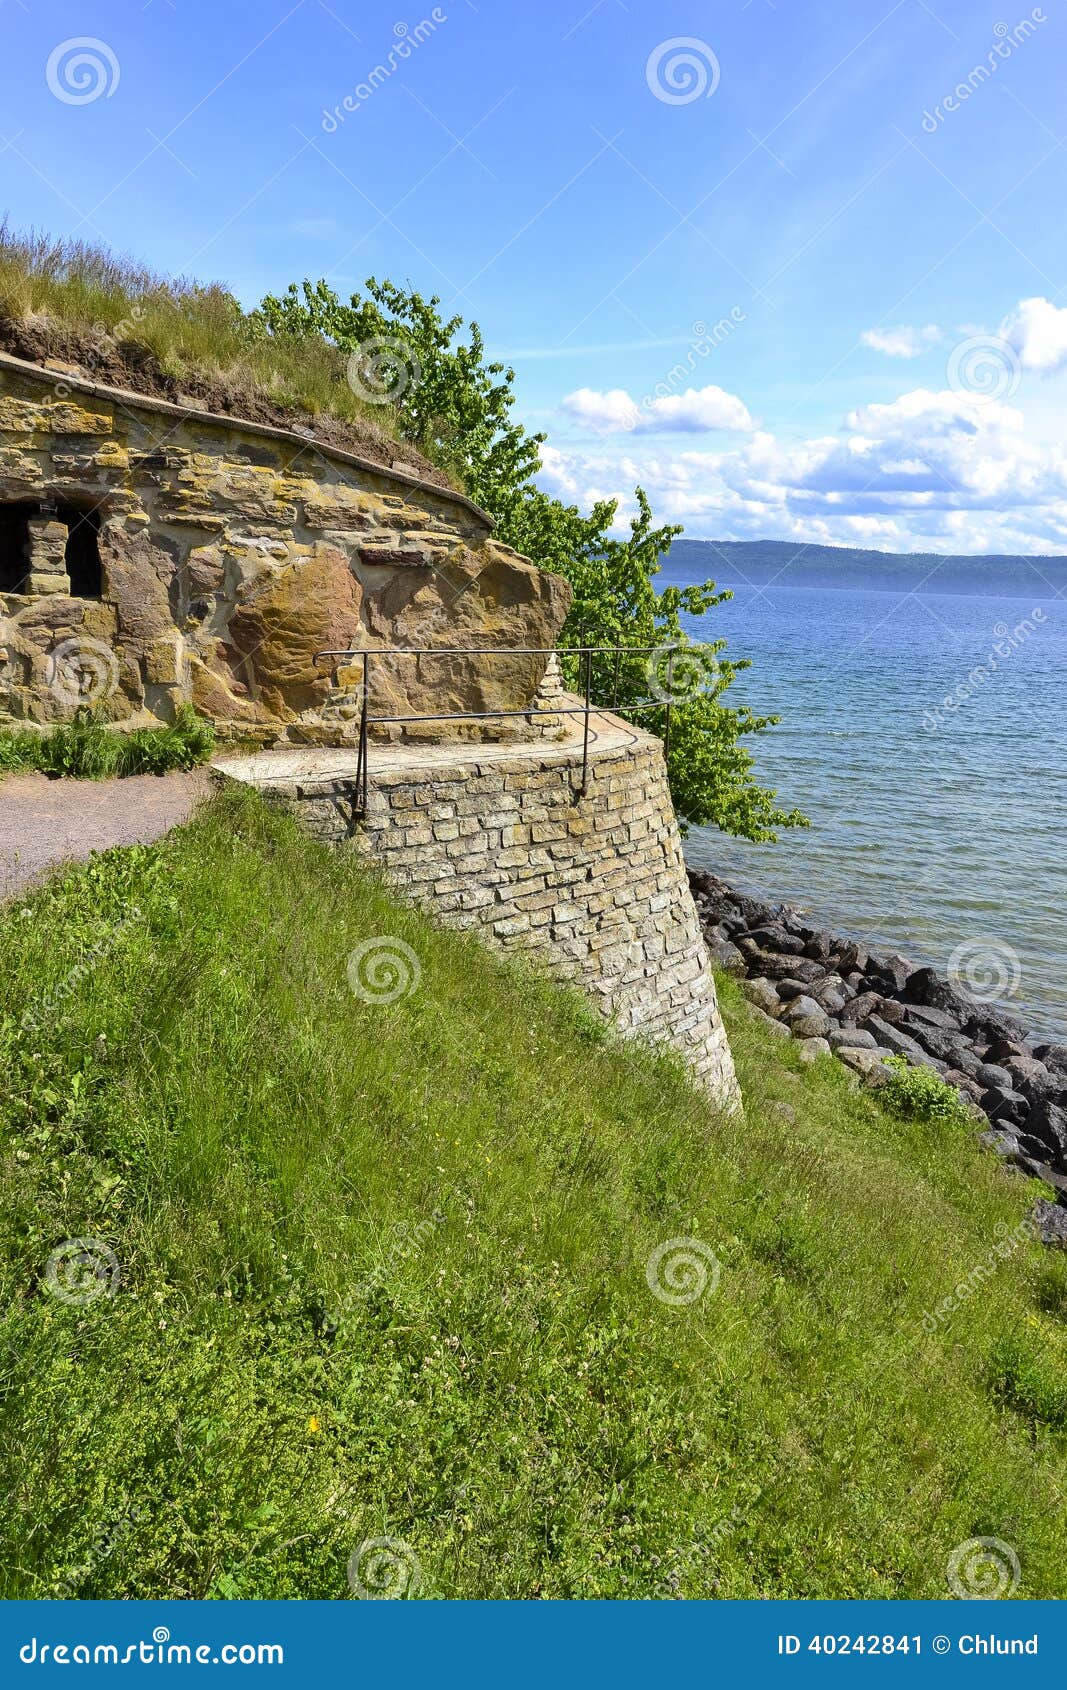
[359,652,369,814]
[664,646,674,768]
[581,645,591,795]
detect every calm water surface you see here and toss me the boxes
[668,574,1066,1041]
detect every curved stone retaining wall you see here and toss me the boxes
[218,718,739,1110]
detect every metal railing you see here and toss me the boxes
[312,644,680,812]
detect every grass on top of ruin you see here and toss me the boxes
[0,784,1064,1600]
[0,224,411,458]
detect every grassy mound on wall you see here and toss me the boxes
[0,787,1063,1599]
[0,706,215,780]
[0,224,420,474]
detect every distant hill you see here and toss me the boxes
[664,539,1067,599]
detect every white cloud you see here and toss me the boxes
[844,387,1024,437]
[861,323,941,358]
[537,385,1067,554]
[1000,296,1067,374]
[560,384,754,436]
[561,388,641,433]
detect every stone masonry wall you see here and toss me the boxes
[0,353,569,743]
[270,723,739,1108]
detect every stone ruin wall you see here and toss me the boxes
[0,350,738,1107]
[0,353,570,744]
[252,726,740,1109]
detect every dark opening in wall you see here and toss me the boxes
[0,501,104,598]
[0,503,35,594]
[58,504,103,599]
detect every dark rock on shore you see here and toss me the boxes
[689,867,1067,1234]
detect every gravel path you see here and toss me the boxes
[0,768,215,902]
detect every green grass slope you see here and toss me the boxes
[0,787,1064,1599]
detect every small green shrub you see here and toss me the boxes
[880,1054,973,1129]
[0,705,215,780]
[989,1332,1067,1431]
[1035,1257,1067,1321]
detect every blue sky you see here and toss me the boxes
[3,0,1067,552]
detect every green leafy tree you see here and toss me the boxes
[510,487,807,841]
[253,279,807,841]
[252,278,541,522]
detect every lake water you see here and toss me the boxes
[666,570,1066,1042]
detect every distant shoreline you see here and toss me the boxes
[708,578,1059,602]
[664,538,1067,599]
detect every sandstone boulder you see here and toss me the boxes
[229,546,364,717]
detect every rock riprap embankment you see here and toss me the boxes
[690,869,1067,1244]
